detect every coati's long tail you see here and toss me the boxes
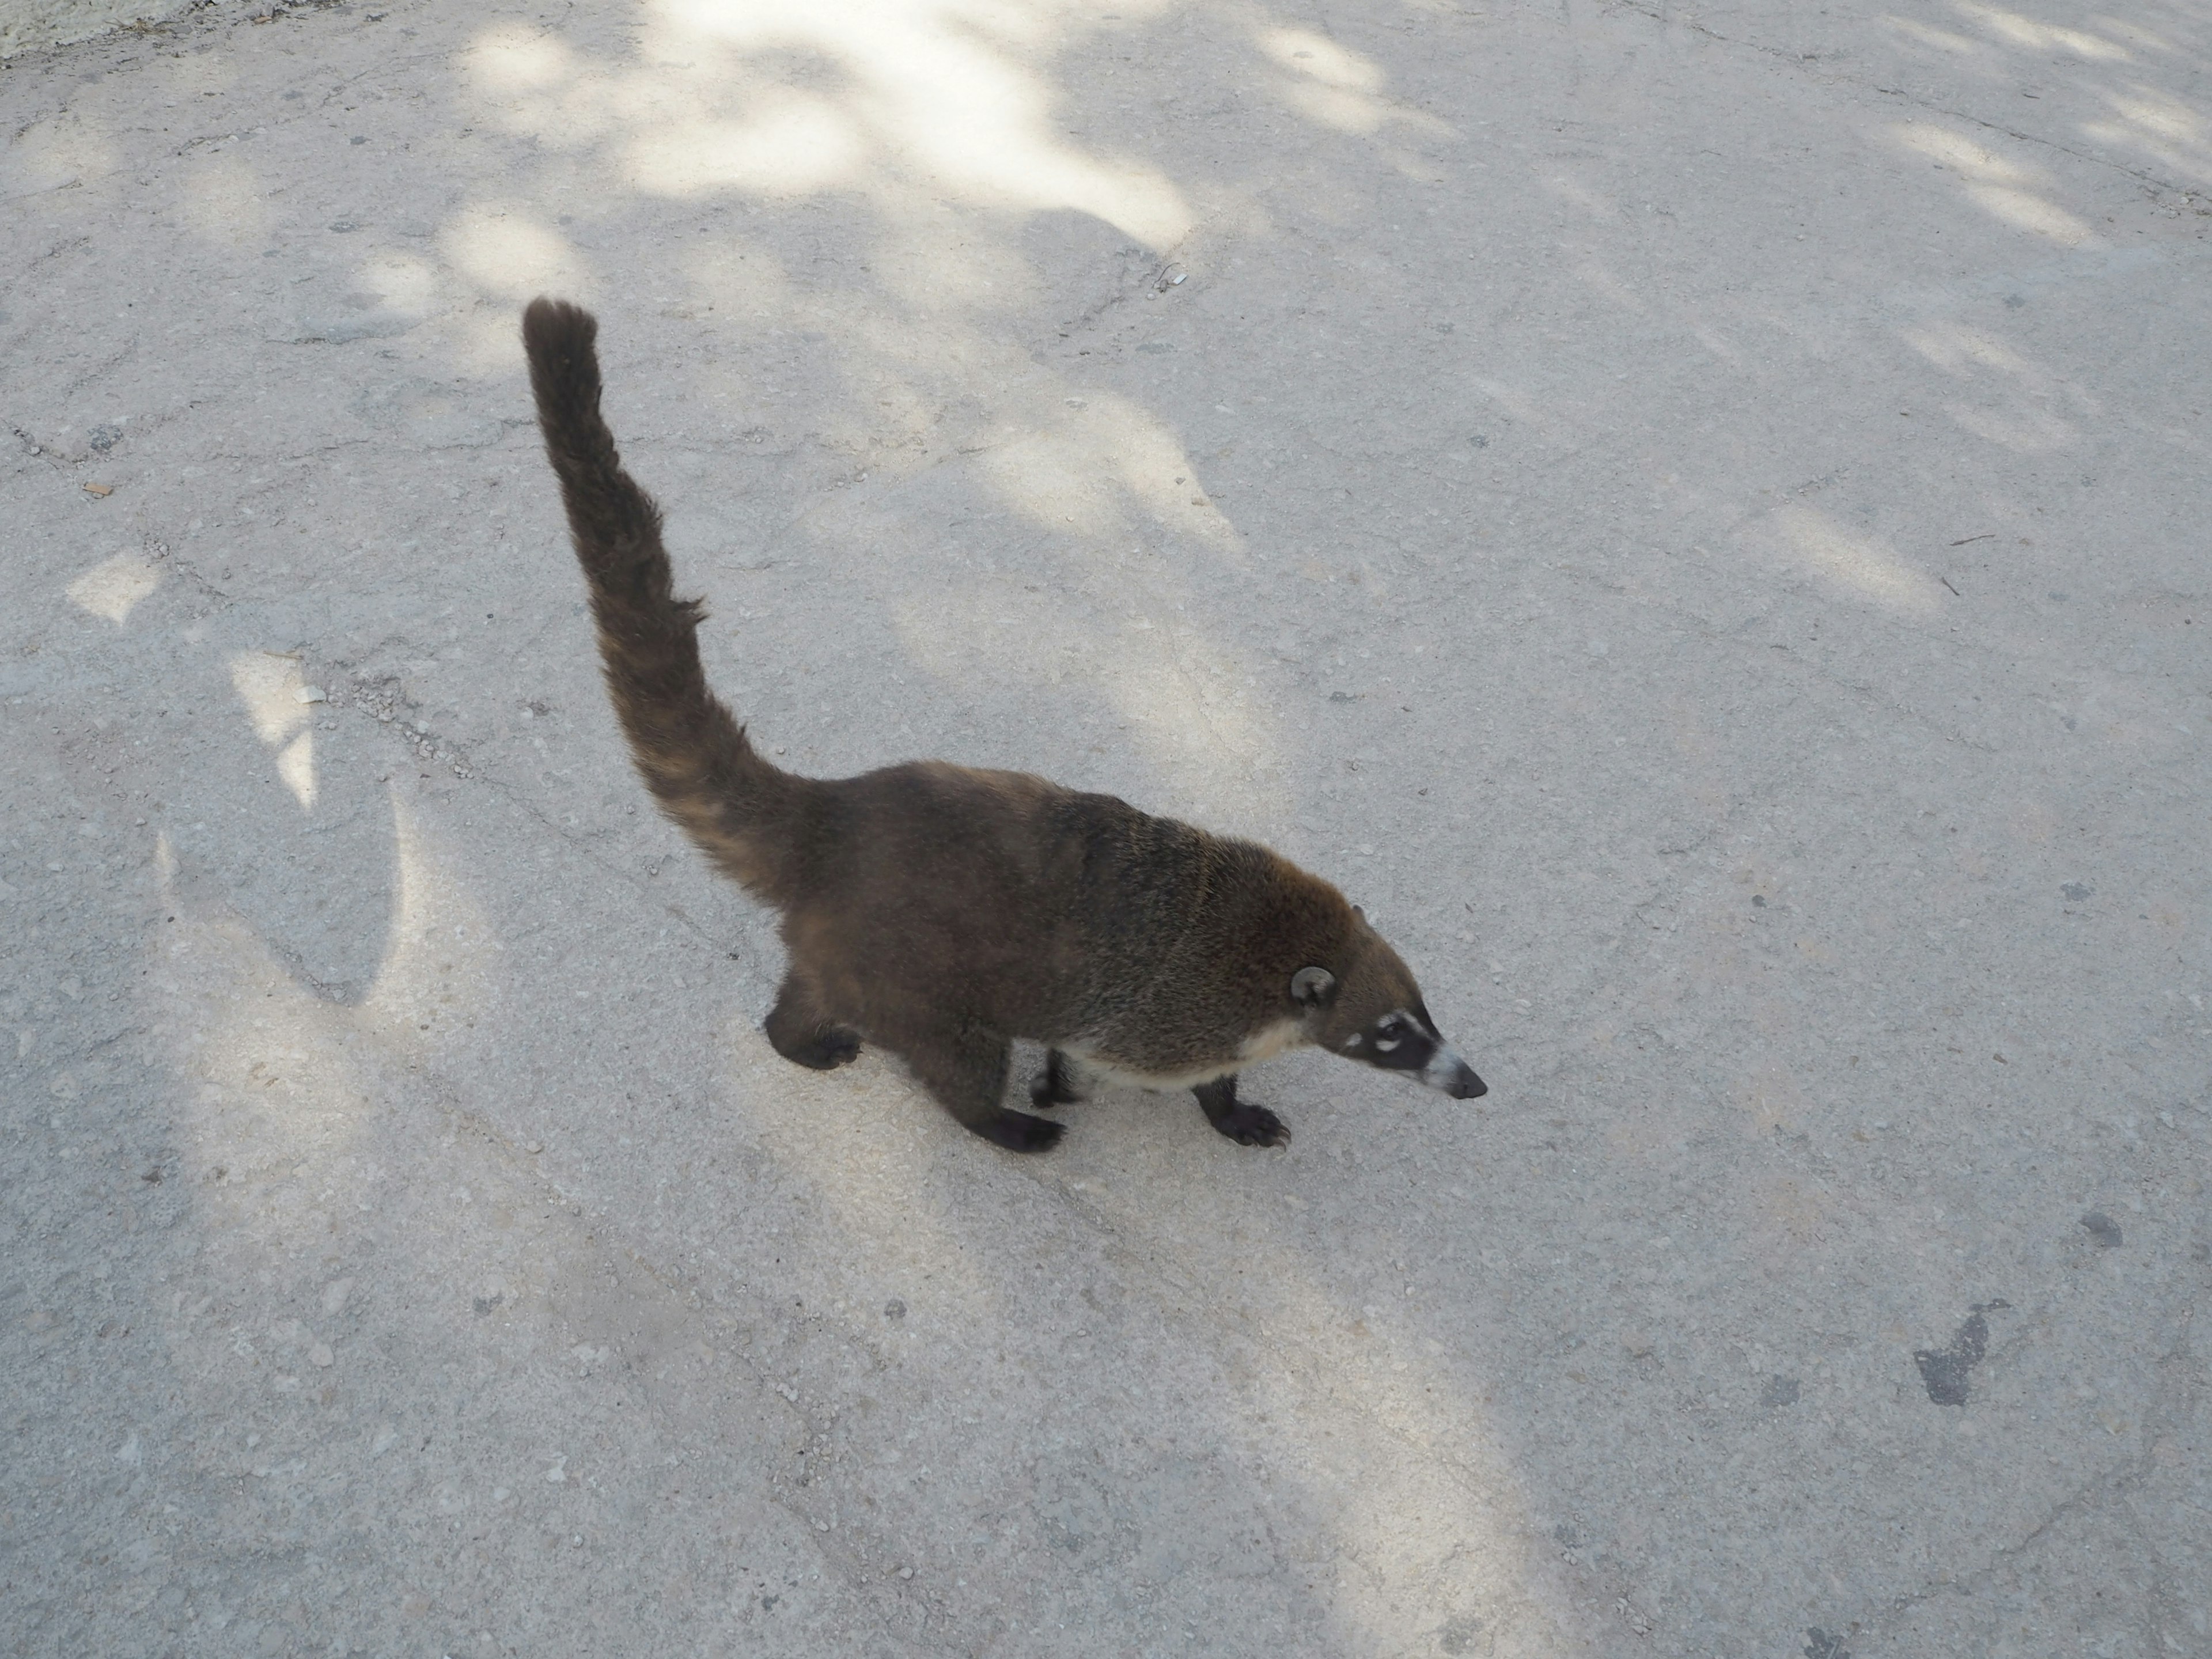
[522,297,802,902]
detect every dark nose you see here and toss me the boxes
[1450,1066,1487,1100]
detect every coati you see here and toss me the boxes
[521,297,1486,1154]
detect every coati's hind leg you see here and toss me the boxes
[1193,1074,1291,1148]
[764,969,861,1071]
[1029,1048,1086,1109]
[900,1025,1062,1153]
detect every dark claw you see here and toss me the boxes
[1218,1102,1290,1149]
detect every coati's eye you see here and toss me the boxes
[1372,1012,1427,1055]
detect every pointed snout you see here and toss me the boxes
[1421,1044,1487,1100]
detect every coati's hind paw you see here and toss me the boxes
[969,1109,1065,1154]
[772,1025,862,1071]
[1213,1102,1291,1148]
[1029,1050,1085,1109]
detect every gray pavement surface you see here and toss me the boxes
[4,1,2210,1654]
[0,0,209,62]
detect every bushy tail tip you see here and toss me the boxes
[521,296,599,380]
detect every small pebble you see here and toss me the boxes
[294,685,326,704]
[308,1343,334,1368]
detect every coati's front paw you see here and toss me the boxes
[970,1109,1065,1153]
[775,1025,861,1071]
[1212,1101,1291,1148]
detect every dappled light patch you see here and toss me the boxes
[1942,399,2078,452]
[442,204,595,305]
[1881,15,1984,55]
[355,248,441,319]
[229,650,320,809]
[1258,22,1449,138]
[1899,320,2091,452]
[67,550,163,625]
[181,151,270,247]
[1259,27,1387,94]
[2082,82,2212,185]
[457,1,1193,245]
[1950,0,2133,61]
[1766,505,1945,615]
[147,830,384,1249]
[969,392,1237,549]
[1889,122,2093,245]
[1,109,119,195]
[628,90,866,198]
[357,791,501,1048]
[1961,181,2094,244]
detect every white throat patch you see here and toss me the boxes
[1070,1017,1310,1094]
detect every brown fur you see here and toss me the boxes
[522,297,1479,1153]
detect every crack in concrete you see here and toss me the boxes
[1854,1300,2202,1646]
[1541,555,2018,761]
[454,729,760,969]
[1612,0,2194,198]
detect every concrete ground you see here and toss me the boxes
[3,0,2208,1654]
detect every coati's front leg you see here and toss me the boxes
[902,1025,1063,1153]
[1029,1048,1086,1109]
[764,970,861,1071]
[1192,1074,1291,1148]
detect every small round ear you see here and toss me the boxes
[1290,966,1337,1007]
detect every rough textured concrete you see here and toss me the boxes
[3,1,2208,1655]
[0,0,226,63]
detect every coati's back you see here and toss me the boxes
[522,296,1486,1154]
[791,760,1361,1074]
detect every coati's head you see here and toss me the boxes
[1289,913,1486,1100]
